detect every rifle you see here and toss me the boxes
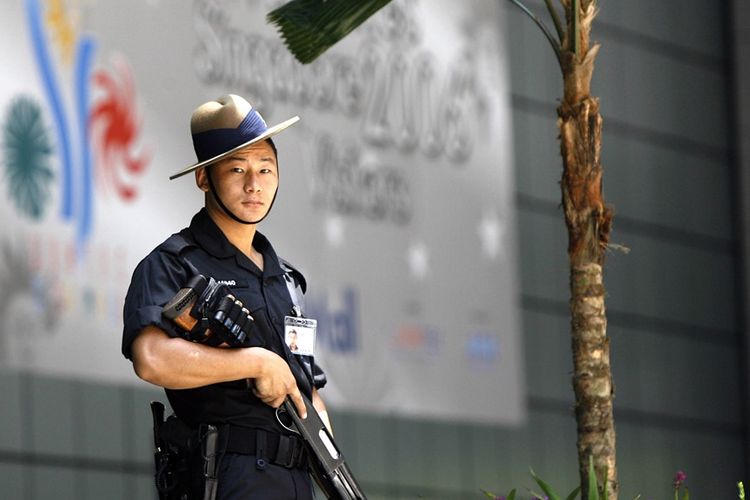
[161,274,368,499]
[277,396,367,500]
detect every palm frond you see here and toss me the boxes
[507,0,562,69]
[267,0,393,64]
[543,0,564,42]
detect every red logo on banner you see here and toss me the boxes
[90,55,151,201]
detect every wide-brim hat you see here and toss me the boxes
[169,94,299,180]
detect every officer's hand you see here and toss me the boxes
[250,348,307,418]
[208,294,254,346]
[183,276,256,347]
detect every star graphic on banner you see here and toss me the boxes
[478,210,505,259]
[325,214,345,247]
[407,242,429,280]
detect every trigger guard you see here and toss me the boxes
[275,406,299,435]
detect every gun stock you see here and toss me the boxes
[162,285,200,332]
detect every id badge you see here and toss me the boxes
[284,316,317,356]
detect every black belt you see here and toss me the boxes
[221,426,308,470]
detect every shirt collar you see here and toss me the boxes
[188,208,285,277]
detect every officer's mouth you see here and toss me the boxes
[242,200,265,207]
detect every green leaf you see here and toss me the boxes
[565,486,582,500]
[480,488,517,500]
[267,0,393,64]
[543,0,564,42]
[587,456,599,500]
[682,487,690,500]
[530,467,561,500]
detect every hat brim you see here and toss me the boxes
[169,115,300,180]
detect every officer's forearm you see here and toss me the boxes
[132,326,267,389]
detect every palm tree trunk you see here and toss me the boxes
[558,1,617,498]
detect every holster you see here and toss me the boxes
[150,401,221,500]
[201,424,219,500]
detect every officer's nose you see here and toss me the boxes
[245,174,262,193]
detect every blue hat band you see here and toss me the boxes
[192,109,268,163]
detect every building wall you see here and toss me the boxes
[0,1,744,498]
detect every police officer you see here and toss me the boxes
[122,94,328,500]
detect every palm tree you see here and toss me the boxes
[268,1,616,497]
[507,2,616,497]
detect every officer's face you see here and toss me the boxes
[197,140,279,224]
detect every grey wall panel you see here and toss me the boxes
[0,463,26,499]
[428,421,474,493]
[79,381,125,461]
[523,306,741,426]
[513,0,724,58]
[517,209,570,300]
[511,107,561,202]
[595,1,724,58]
[31,466,77,500]
[506,5,727,150]
[390,417,432,490]
[605,229,735,331]
[465,423,514,494]
[522,309,574,401]
[82,470,127,500]
[132,472,158,500]
[0,371,23,452]
[617,421,743,499]
[602,135,732,241]
[522,411,580,495]
[519,209,737,332]
[29,377,77,456]
[513,108,733,240]
[346,412,393,487]
[594,39,728,151]
[613,324,741,424]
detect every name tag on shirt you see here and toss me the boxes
[284,316,317,356]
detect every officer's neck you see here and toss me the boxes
[205,205,262,268]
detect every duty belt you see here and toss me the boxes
[221,426,308,470]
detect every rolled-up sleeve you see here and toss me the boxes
[122,249,190,360]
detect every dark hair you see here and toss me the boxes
[266,138,278,160]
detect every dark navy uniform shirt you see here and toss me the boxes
[122,208,323,431]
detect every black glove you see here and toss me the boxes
[187,277,255,347]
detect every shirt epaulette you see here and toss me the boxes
[279,257,307,294]
[160,229,197,256]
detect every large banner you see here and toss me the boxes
[0,0,523,424]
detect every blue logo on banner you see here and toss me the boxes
[307,288,359,353]
[25,0,96,248]
[466,332,501,364]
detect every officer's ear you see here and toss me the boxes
[195,167,209,192]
